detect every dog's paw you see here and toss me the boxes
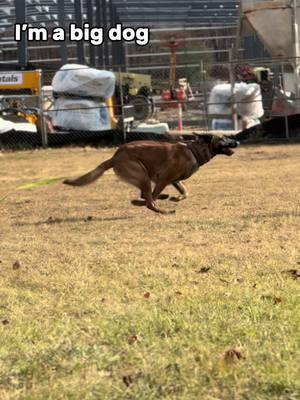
[131,199,146,207]
[169,196,185,202]
[158,194,170,200]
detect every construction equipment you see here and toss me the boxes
[159,33,188,107]
[114,72,154,121]
[0,69,41,128]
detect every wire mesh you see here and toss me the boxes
[1,57,300,149]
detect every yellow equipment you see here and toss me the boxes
[0,70,41,126]
[114,72,152,97]
[0,70,41,95]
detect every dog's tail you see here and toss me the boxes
[63,158,113,186]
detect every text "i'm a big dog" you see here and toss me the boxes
[15,23,150,46]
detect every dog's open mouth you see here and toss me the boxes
[222,139,239,156]
[224,147,235,156]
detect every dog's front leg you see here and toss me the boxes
[170,182,188,202]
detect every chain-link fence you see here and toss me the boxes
[1,58,300,149]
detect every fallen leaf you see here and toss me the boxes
[122,375,133,387]
[12,261,21,270]
[197,267,211,273]
[219,278,230,284]
[122,372,142,387]
[261,295,282,304]
[224,348,244,362]
[128,335,138,345]
[144,292,150,299]
[175,291,183,296]
[165,362,180,373]
[233,278,243,284]
[283,269,300,279]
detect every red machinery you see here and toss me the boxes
[160,33,187,108]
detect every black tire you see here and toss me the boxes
[128,95,153,121]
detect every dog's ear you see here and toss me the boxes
[192,133,214,144]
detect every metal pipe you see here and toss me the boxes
[200,60,209,132]
[38,70,48,148]
[74,0,85,64]
[229,48,238,131]
[281,62,290,140]
[95,0,104,67]
[292,0,300,111]
[109,0,117,67]
[14,0,27,68]
[57,0,68,65]
[87,0,96,66]
[101,0,110,68]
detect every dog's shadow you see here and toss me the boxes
[14,215,135,227]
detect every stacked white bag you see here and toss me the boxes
[51,64,116,131]
[235,82,264,120]
[208,82,264,129]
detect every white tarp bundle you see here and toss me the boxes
[0,118,37,134]
[50,98,111,131]
[208,82,264,119]
[235,82,264,119]
[0,118,14,134]
[52,64,116,99]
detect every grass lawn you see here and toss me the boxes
[0,143,299,399]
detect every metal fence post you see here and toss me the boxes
[118,67,126,143]
[58,0,68,65]
[38,70,48,148]
[101,0,109,68]
[95,0,104,67]
[280,62,290,140]
[74,0,85,64]
[87,0,96,66]
[200,60,209,132]
[229,49,238,131]
[15,0,27,68]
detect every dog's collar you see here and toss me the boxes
[186,141,215,165]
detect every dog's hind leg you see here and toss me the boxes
[114,160,173,214]
[143,183,175,214]
[170,181,188,202]
[150,181,176,214]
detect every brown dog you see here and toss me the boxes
[63,134,239,214]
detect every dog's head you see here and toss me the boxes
[194,134,239,156]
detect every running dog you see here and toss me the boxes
[63,134,239,214]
